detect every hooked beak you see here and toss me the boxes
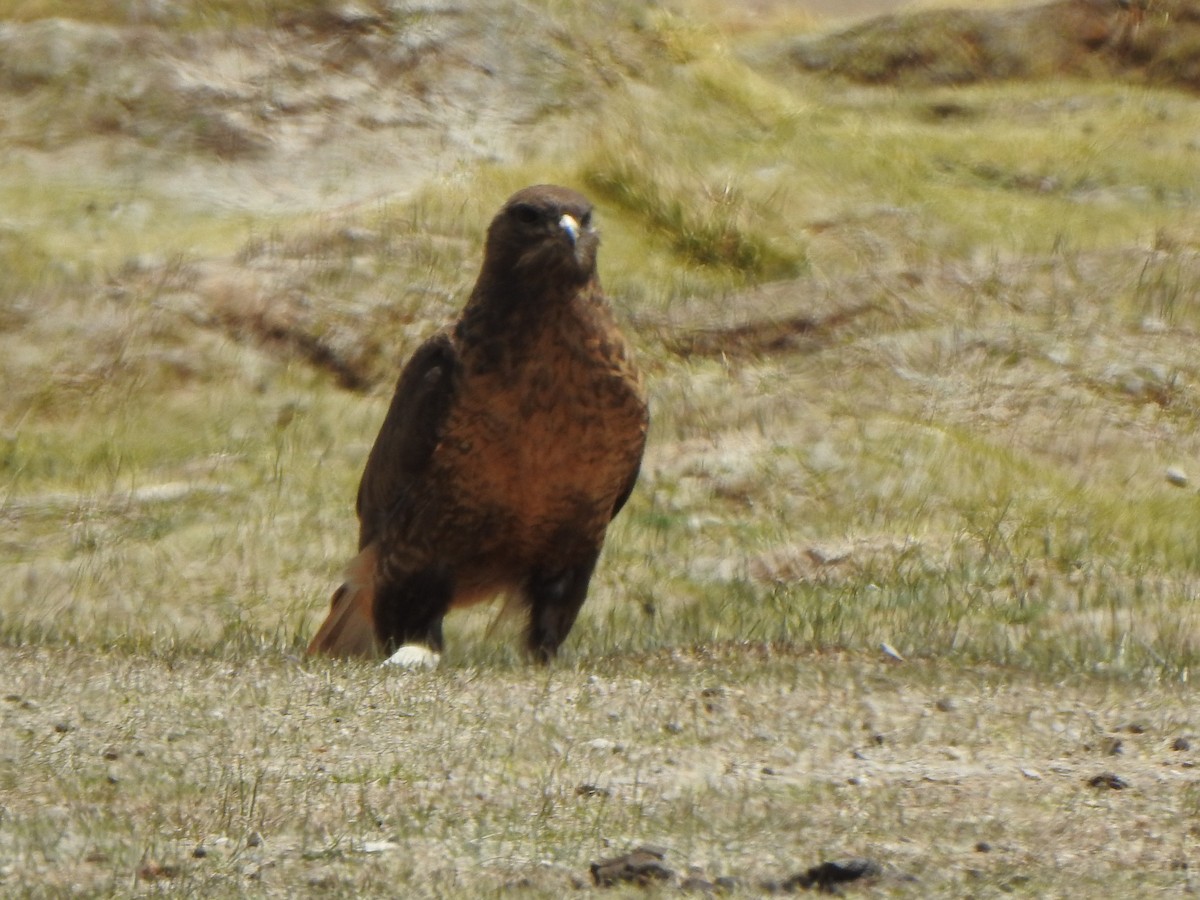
[559,213,580,246]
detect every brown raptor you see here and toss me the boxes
[307,184,648,665]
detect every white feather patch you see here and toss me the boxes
[382,644,441,670]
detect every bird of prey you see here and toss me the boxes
[307,185,648,667]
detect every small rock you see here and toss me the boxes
[591,846,674,887]
[1141,315,1169,334]
[879,642,904,662]
[680,874,716,893]
[681,873,740,894]
[338,226,379,245]
[102,747,120,761]
[974,841,992,853]
[359,840,399,854]
[137,861,180,881]
[1172,736,1191,752]
[53,721,75,734]
[935,697,955,713]
[780,857,882,892]
[1047,346,1072,366]
[246,831,264,848]
[1087,772,1129,790]
[575,783,611,798]
[1166,467,1189,488]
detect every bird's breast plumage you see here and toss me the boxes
[429,297,646,568]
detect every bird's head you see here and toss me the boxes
[482,185,600,293]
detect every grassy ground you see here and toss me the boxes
[2,0,1200,895]
[5,646,1199,896]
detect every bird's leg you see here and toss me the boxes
[372,568,451,656]
[525,552,600,663]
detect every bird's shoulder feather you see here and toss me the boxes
[355,331,460,548]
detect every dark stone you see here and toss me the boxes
[575,783,611,798]
[782,857,883,892]
[590,846,674,887]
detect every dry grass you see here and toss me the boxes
[3,0,1200,895]
[4,646,1199,897]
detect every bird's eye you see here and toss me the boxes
[510,203,540,225]
[579,211,592,229]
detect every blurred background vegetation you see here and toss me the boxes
[1,0,1199,678]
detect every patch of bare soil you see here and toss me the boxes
[151,234,472,391]
[786,0,1200,90]
[0,1,649,394]
[644,242,1200,388]
[214,241,1200,392]
[0,1,630,213]
[650,280,880,360]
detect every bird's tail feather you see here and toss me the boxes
[307,545,382,658]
